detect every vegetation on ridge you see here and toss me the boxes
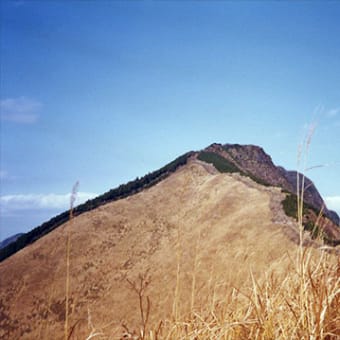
[282,193,340,246]
[197,151,240,173]
[198,150,271,187]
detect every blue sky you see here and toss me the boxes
[1,0,339,241]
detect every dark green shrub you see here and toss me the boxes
[197,152,240,173]
[282,194,299,219]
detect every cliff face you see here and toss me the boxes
[284,171,330,217]
[208,143,294,190]
[204,143,339,225]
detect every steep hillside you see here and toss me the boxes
[0,159,314,339]
[0,152,193,262]
[1,143,339,263]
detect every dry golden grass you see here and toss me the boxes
[121,130,340,340]
[117,200,339,339]
[0,154,339,339]
[135,244,339,340]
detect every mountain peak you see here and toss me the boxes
[197,142,339,236]
[214,143,340,228]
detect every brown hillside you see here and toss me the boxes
[0,160,333,339]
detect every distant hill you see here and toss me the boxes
[0,233,24,249]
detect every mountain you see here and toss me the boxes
[0,144,339,339]
[0,234,24,249]
[1,144,339,264]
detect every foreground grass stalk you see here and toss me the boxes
[65,234,70,340]
[172,225,182,323]
[65,181,79,340]
[126,272,151,339]
[190,231,200,314]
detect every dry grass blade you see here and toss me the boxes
[65,181,79,340]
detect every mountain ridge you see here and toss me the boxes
[1,143,339,263]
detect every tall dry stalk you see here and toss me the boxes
[126,272,151,339]
[190,231,201,314]
[172,224,182,323]
[65,181,79,340]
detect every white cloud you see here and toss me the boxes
[0,96,42,124]
[0,192,98,213]
[324,196,340,215]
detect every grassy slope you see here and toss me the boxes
[0,160,338,339]
[0,160,309,339]
[0,152,193,262]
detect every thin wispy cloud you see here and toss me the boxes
[0,170,17,182]
[326,108,339,118]
[0,96,42,124]
[0,192,98,213]
[0,170,8,180]
[324,196,340,216]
